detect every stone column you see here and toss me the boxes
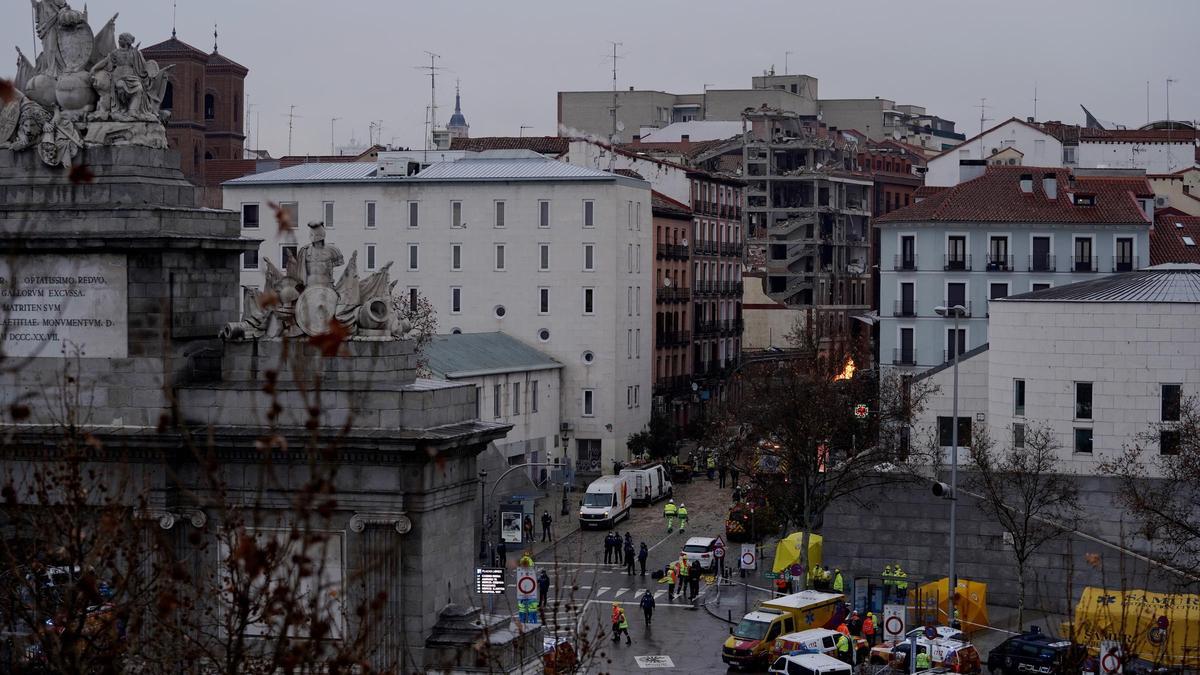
[349,512,410,671]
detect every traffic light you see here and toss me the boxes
[932,482,953,499]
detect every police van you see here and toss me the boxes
[768,652,853,675]
[986,628,1082,675]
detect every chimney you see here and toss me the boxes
[631,134,641,144]
[1042,173,1057,199]
[1019,173,1033,193]
[959,159,986,183]
[680,134,690,146]
[628,86,634,92]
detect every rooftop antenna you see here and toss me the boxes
[1032,82,1038,121]
[171,1,177,38]
[606,41,624,144]
[330,117,341,155]
[245,94,253,150]
[785,51,793,76]
[1166,77,1176,169]
[283,105,301,155]
[1146,81,1151,126]
[414,52,446,150]
[519,125,533,138]
[212,23,218,53]
[975,97,992,158]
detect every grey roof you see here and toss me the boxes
[912,344,990,383]
[225,162,378,184]
[999,264,1200,303]
[413,154,618,181]
[424,332,562,379]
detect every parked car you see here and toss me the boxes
[871,626,966,663]
[681,537,722,572]
[768,651,853,675]
[987,628,1083,675]
[890,636,982,674]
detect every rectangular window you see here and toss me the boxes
[583,288,594,315]
[946,328,966,360]
[636,202,641,230]
[1013,379,1025,416]
[946,235,967,270]
[989,282,1009,300]
[281,244,298,269]
[241,203,260,228]
[937,416,972,447]
[494,201,506,228]
[635,286,641,315]
[495,244,506,271]
[636,244,642,272]
[635,328,641,357]
[583,200,594,228]
[242,248,259,270]
[583,244,595,271]
[365,201,376,229]
[1162,384,1182,421]
[323,201,335,228]
[531,380,539,413]
[628,243,633,273]
[582,389,595,417]
[451,287,461,314]
[1013,422,1025,449]
[408,201,419,228]
[947,282,967,308]
[1160,429,1181,455]
[451,201,463,228]
[1074,427,1093,454]
[1031,282,1052,292]
[627,329,633,358]
[627,385,633,408]
[512,382,521,415]
[539,287,549,314]
[1115,237,1134,271]
[451,243,462,271]
[494,384,502,419]
[409,287,418,311]
[627,287,632,316]
[539,200,550,228]
[366,244,377,271]
[1075,382,1093,420]
[627,201,633,229]
[539,243,550,271]
[475,386,482,420]
[408,243,419,271]
[633,384,640,407]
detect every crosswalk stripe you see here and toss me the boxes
[653,590,665,600]
[596,586,610,597]
[634,588,646,595]
[614,588,628,598]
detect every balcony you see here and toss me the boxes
[693,240,719,256]
[985,254,1014,272]
[892,348,917,366]
[718,281,744,296]
[656,286,691,303]
[941,299,972,317]
[1112,256,1137,273]
[943,254,971,271]
[1028,254,1056,272]
[1071,256,1098,273]
[695,320,718,336]
[893,300,917,317]
[719,242,745,257]
[893,254,918,271]
[655,330,691,348]
[656,243,690,260]
[653,375,691,396]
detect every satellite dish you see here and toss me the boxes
[616,121,626,132]
[663,277,672,287]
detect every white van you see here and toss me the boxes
[769,652,853,675]
[578,474,633,529]
[620,464,673,505]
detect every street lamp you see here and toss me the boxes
[478,469,489,562]
[560,429,572,516]
[933,304,967,627]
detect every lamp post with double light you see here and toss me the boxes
[933,303,967,626]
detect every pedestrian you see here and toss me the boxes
[676,503,688,533]
[666,561,678,601]
[836,631,852,664]
[915,648,931,671]
[522,515,533,543]
[774,577,789,597]
[640,589,655,625]
[624,539,636,575]
[717,460,727,488]
[519,551,535,568]
[676,556,689,598]
[496,539,507,568]
[611,602,631,645]
[624,532,633,551]
[863,612,877,647]
[615,533,624,565]
[847,610,862,636]
[538,569,550,611]
[663,498,677,533]
[832,567,845,593]
[731,485,742,503]
[638,542,649,576]
[894,564,908,601]
[541,511,553,542]
[706,453,716,480]
[689,559,702,599]
[883,563,894,602]
[729,467,739,486]
[603,533,614,564]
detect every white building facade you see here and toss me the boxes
[223,151,653,473]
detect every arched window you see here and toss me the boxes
[161,81,174,110]
[204,94,216,120]
[232,97,240,127]
[194,83,200,116]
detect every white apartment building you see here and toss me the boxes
[223,150,653,473]
[912,265,1200,475]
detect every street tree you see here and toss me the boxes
[965,422,1080,629]
[703,323,934,589]
[626,410,678,462]
[1100,395,1200,583]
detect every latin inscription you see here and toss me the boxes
[0,255,128,358]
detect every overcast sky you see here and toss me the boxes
[4,0,1197,156]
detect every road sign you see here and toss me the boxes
[883,603,905,640]
[790,563,803,577]
[515,567,537,601]
[475,567,505,595]
[854,403,869,419]
[714,546,725,559]
[764,572,779,580]
[740,544,757,570]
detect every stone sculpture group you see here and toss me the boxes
[1,0,171,166]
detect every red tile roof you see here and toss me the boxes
[142,36,209,61]
[449,136,569,156]
[914,185,949,200]
[207,50,249,75]
[1152,209,1200,265]
[651,191,693,219]
[876,166,1152,225]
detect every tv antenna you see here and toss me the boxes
[1033,82,1038,121]
[283,105,301,155]
[606,41,624,143]
[1166,77,1177,169]
[414,52,448,150]
[975,98,992,158]
[785,51,793,76]
[519,125,534,137]
[330,117,341,155]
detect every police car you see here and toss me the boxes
[986,628,1082,675]
[768,651,853,675]
[890,637,982,674]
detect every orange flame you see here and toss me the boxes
[833,357,856,381]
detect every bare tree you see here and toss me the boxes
[966,422,1079,629]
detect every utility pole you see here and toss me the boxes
[607,41,623,144]
[283,105,300,156]
[414,52,446,151]
[330,117,341,155]
[1166,78,1176,170]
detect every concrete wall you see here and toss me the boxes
[1079,140,1194,175]
[742,274,805,350]
[910,347,990,459]
[1148,170,1200,216]
[557,90,678,141]
[451,367,562,476]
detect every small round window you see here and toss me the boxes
[538,328,551,342]
[494,305,506,319]
[582,350,595,364]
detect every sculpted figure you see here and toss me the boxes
[89,32,169,122]
[292,222,344,289]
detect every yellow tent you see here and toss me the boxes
[772,532,823,574]
[1072,587,1200,668]
[917,578,989,633]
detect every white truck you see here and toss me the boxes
[578,474,633,529]
[620,464,673,505]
